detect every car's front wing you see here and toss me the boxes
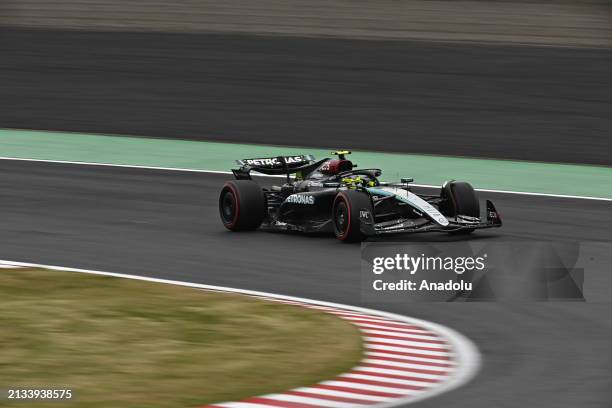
[361,200,502,236]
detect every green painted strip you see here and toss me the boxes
[1,129,611,199]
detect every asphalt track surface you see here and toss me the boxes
[1,28,612,165]
[2,159,612,407]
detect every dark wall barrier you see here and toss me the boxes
[1,28,611,165]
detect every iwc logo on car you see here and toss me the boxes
[285,194,315,205]
[359,210,373,223]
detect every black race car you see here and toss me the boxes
[219,151,501,242]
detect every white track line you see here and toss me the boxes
[291,387,389,402]
[340,373,433,388]
[363,337,447,349]
[213,403,274,408]
[354,367,446,381]
[0,156,241,175]
[353,322,435,335]
[318,381,415,395]
[259,393,360,408]
[361,329,440,341]
[365,343,451,357]
[362,359,448,372]
[0,156,610,202]
[365,351,455,366]
[0,259,480,407]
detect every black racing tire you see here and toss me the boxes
[219,180,266,231]
[440,181,480,235]
[332,190,372,243]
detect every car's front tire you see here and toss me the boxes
[332,190,372,243]
[219,180,266,231]
[440,181,480,235]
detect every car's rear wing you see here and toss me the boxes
[232,154,320,181]
[236,155,315,168]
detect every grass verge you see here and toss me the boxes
[0,268,363,408]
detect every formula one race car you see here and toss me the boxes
[219,151,502,242]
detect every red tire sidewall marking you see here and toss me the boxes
[334,192,351,240]
[223,183,240,229]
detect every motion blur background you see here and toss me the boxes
[1,0,611,164]
[2,4,612,408]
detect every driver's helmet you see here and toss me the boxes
[319,159,353,175]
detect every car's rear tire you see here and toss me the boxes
[219,180,266,231]
[440,181,480,235]
[332,190,372,243]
